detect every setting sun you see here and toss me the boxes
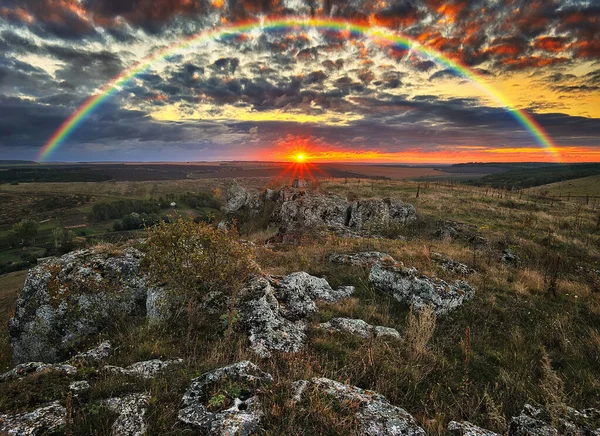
[295,153,306,162]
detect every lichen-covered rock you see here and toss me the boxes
[292,378,426,435]
[103,393,150,436]
[329,251,395,267]
[349,198,416,231]
[238,273,355,357]
[9,247,148,363]
[146,287,178,326]
[448,421,500,435]
[224,181,251,213]
[508,404,600,436]
[433,253,475,276]
[319,317,401,340]
[69,340,112,366]
[104,358,183,379]
[0,361,77,382]
[0,401,65,435]
[69,380,91,395]
[276,189,350,233]
[238,272,354,357]
[178,361,273,435]
[1,341,112,383]
[369,262,475,315]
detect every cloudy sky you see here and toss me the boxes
[1,0,599,163]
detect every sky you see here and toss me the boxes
[0,0,599,163]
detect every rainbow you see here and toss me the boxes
[37,16,561,161]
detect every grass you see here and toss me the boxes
[0,177,599,434]
[0,270,27,371]
[526,174,600,198]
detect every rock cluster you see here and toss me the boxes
[432,253,475,276]
[178,361,273,435]
[329,251,395,267]
[0,341,112,382]
[104,358,183,379]
[369,260,475,315]
[509,403,600,436]
[238,272,355,357]
[319,317,401,340]
[0,401,66,435]
[223,181,416,237]
[292,377,426,435]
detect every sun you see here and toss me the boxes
[294,153,306,163]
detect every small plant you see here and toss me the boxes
[404,305,436,360]
[207,393,228,411]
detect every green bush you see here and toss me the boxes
[142,218,257,309]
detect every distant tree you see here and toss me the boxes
[11,219,39,247]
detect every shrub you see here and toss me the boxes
[142,218,257,314]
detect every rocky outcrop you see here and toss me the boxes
[69,380,91,395]
[448,421,500,435]
[1,341,112,382]
[369,261,475,315]
[104,358,183,379]
[319,317,401,340]
[238,273,355,357]
[223,182,417,237]
[178,361,273,436]
[103,393,150,436]
[433,253,475,276]
[329,251,395,267]
[0,401,65,435]
[508,404,600,436]
[292,377,426,435]
[349,198,417,230]
[0,361,76,382]
[8,247,149,364]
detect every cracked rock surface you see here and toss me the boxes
[178,361,273,436]
[103,393,150,436]
[319,317,401,340]
[293,377,426,436]
[238,272,355,357]
[369,261,475,315]
[104,358,183,379]
[0,401,65,435]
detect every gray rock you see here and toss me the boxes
[224,181,250,213]
[369,262,475,315]
[501,249,520,266]
[319,317,401,340]
[433,253,475,276]
[292,377,426,435]
[69,380,91,394]
[0,401,65,435]
[349,198,416,231]
[69,340,112,365]
[508,404,600,436]
[0,361,76,382]
[178,361,273,436]
[239,273,355,357]
[103,393,150,436]
[276,189,350,233]
[329,251,395,267]
[104,358,183,379]
[448,421,500,435]
[146,287,177,326]
[9,247,149,363]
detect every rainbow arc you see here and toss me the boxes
[37,17,561,161]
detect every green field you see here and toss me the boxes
[526,175,600,197]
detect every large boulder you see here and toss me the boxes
[238,273,355,357]
[103,393,150,436]
[349,198,416,231]
[178,361,273,435]
[224,181,251,213]
[292,377,426,435]
[369,261,475,315]
[276,189,350,233]
[8,247,149,363]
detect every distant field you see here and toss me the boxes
[526,175,600,197]
[322,164,441,180]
